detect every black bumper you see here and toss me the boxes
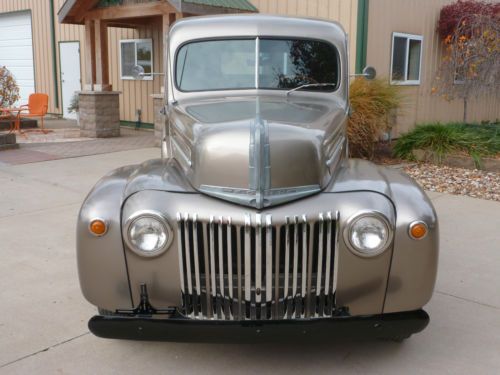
[88,309,429,342]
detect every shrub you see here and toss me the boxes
[393,122,500,167]
[68,93,79,114]
[0,66,20,107]
[347,78,401,159]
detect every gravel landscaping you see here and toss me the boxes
[403,163,500,202]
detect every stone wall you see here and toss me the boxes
[79,91,121,138]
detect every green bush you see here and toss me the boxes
[393,122,500,167]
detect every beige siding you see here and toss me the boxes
[250,0,358,73]
[367,0,500,135]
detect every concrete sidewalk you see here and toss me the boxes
[0,149,499,374]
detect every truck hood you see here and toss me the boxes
[168,95,348,208]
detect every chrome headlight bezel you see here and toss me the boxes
[123,210,173,257]
[343,211,393,258]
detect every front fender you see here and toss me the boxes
[328,159,439,312]
[77,166,135,310]
[77,159,196,310]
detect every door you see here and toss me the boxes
[0,11,35,105]
[60,42,81,120]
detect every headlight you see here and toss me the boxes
[345,213,392,257]
[125,211,172,256]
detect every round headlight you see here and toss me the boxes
[125,212,172,256]
[345,213,392,257]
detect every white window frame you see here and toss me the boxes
[390,32,423,85]
[120,39,153,81]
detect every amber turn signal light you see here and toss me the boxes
[89,219,107,236]
[409,221,428,240]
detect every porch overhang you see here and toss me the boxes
[58,0,257,25]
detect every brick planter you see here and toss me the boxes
[79,91,120,138]
[0,133,19,150]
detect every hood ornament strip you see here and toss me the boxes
[249,97,271,209]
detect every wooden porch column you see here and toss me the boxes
[84,19,96,91]
[93,20,111,91]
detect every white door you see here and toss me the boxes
[60,42,81,120]
[0,11,35,105]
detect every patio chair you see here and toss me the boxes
[19,93,49,134]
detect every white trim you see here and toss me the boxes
[390,32,423,86]
[119,38,154,81]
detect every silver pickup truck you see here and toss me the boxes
[78,14,438,342]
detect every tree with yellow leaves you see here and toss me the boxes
[433,1,499,122]
[0,66,20,108]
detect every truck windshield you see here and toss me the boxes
[175,38,339,92]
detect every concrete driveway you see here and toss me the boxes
[1,148,499,374]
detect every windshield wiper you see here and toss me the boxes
[286,83,337,97]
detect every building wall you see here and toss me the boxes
[367,0,500,135]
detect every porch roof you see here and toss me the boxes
[58,0,257,25]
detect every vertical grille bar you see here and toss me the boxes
[226,217,234,319]
[291,215,299,319]
[192,214,201,318]
[176,213,188,315]
[202,219,212,318]
[324,211,333,316]
[283,217,290,319]
[209,216,218,318]
[255,214,262,319]
[183,213,193,302]
[244,214,251,319]
[333,210,340,306]
[217,217,227,319]
[265,214,273,320]
[236,222,243,320]
[273,220,281,319]
[315,213,325,317]
[300,215,308,318]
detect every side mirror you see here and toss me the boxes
[132,65,145,80]
[362,66,377,80]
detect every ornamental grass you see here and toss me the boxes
[347,78,401,159]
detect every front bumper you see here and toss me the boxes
[89,309,429,342]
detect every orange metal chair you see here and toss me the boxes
[19,93,49,133]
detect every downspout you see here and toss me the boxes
[355,0,369,74]
[49,0,60,110]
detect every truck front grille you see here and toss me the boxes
[176,211,339,320]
